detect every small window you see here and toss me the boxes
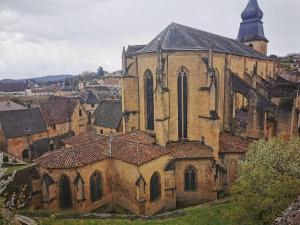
[53,125,56,130]
[248,43,254,49]
[91,104,95,108]
[184,165,197,191]
[79,110,82,117]
[100,130,103,134]
[132,126,136,131]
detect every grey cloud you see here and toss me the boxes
[0,0,299,79]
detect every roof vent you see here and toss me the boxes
[6,101,10,106]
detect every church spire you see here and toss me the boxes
[237,0,268,55]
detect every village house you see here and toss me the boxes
[93,100,122,135]
[0,108,48,160]
[40,98,89,137]
[80,90,101,123]
[31,0,300,216]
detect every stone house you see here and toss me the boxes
[80,90,101,124]
[40,99,89,137]
[0,108,48,160]
[93,100,122,135]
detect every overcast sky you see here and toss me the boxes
[0,0,299,79]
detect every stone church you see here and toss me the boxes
[31,0,300,216]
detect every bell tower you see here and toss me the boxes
[237,0,268,55]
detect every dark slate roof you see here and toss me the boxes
[237,0,268,42]
[126,45,146,57]
[0,108,47,138]
[83,90,100,104]
[137,23,269,59]
[94,100,122,129]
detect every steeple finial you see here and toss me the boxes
[237,0,268,44]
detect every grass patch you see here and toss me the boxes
[38,202,231,225]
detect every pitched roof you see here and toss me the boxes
[39,100,78,125]
[38,132,170,169]
[219,132,252,153]
[94,100,122,129]
[117,131,156,145]
[0,108,47,138]
[83,90,100,104]
[168,142,214,159]
[0,101,25,112]
[137,23,269,59]
[125,45,146,57]
[62,132,101,146]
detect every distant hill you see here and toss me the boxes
[0,75,73,84]
[30,75,73,83]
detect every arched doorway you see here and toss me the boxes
[59,175,73,209]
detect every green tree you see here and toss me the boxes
[97,67,104,77]
[228,138,300,225]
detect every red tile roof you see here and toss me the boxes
[219,132,252,153]
[39,100,77,125]
[38,132,170,169]
[117,131,156,145]
[62,132,100,146]
[168,142,214,159]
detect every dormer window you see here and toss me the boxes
[249,43,253,49]
[79,110,82,117]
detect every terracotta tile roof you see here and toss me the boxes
[116,131,156,145]
[219,132,252,153]
[38,132,170,169]
[62,132,100,146]
[38,137,110,169]
[39,100,77,125]
[168,142,214,159]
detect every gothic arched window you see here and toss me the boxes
[184,165,197,191]
[178,67,188,139]
[145,70,154,131]
[150,172,161,202]
[59,175,73,209]
[90,171,103,202]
